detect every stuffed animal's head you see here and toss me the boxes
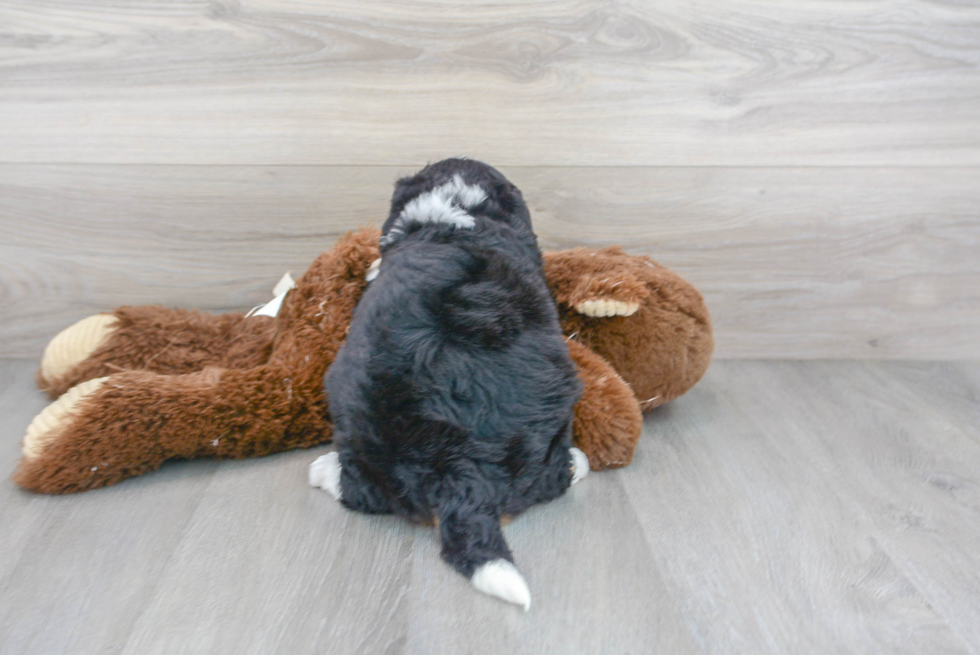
[543,246,713,411]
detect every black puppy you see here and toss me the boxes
[309,159,588,609]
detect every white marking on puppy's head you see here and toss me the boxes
[471,559,531,611]
[446,174,488,210]
[384,174,488,248]
[400,190,475,230]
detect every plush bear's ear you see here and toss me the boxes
[542,247,651,315]
[565,272,648,317]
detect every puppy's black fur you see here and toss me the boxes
[325,159,581,579]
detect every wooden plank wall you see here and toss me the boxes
[1,0,978,359]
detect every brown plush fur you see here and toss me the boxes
[37,308,276,398]
[544,246,714,411]
[16,229,376,493]
[15,228,711,493]
[565,339,643,469]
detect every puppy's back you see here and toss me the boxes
[335,224,578,445]
[324,158,581,610]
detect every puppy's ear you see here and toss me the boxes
[483,179,532,231]
[387,174,421,221]
[382,172,429,240]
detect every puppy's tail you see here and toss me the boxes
[436,473,531,611]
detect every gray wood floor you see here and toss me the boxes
[2,359,979,655]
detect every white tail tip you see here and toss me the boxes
[570,447,590,485]
[309,452,342,500]
[471,559,531,611]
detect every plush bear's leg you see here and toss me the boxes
[566,339,643,470]
[22,377,109,461]
[38,315,118,393]
[503,420,578,516]
[37,306,276,399]
[15,365,329,494]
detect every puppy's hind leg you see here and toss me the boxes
[309,451,393,514]
[309,452,343,499]
[570,447,590,485]
[507,420,582,516]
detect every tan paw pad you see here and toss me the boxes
[574,299,640,318]
[39,314,118,384]
[23,377,108,460]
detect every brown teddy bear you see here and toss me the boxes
[14,227,712,494]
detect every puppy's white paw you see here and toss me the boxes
[309,452,342,500]
[471,559,531,611]
[570,447,590,485]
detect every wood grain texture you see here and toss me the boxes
[3,359,980,654]
[395,473,699,655]
[3,164,978,359]
[876,362,980,440]
[2,0,977,649]
[0,360,701,655]
[703,361,980,652]
[119,455,416,655]
[0,164,393,359]
[0,0,978,166]
[0,365,222,655]
[621,372,973,653]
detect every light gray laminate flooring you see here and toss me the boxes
[2,359,979,655]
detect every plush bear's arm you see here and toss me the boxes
[16,364,329,494]
[566,339,642,470]
[37,307,276,399]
